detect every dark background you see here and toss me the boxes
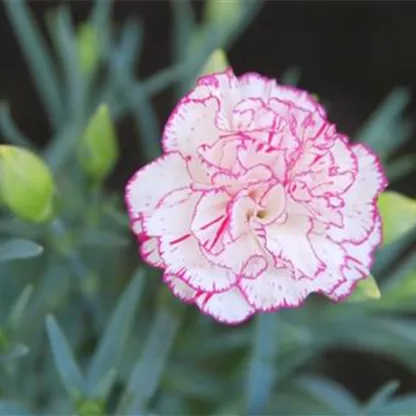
[1,0,416,401]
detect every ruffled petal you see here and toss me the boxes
[125,152,192,219]
[263,214,325,279]
[162,93,223,157]
[195,287,255,324]
[328,144,387,244]
[159,236,237,292]
[139,236,164,268]
[164,274,197,303]
[239,266,310,311]
[144,187,199,237]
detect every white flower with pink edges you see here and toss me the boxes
[125,68,388,325]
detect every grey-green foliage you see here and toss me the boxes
[0,0,415,415]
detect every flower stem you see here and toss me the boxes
[49,218,103,327]
[246,313,279,416]
[116,287,184,414]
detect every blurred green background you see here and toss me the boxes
[0,1,415,415]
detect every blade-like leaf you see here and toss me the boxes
[171,0,196,96]
[381,251,416,302]
[0,238,43,262]
[380,395,416,415]
[0,344,29,363]
[85,269,145,396]
[362,380,400,414]
[0,401,32,416]
[117,297,183,414]
[171,0,195,62]
[120,75,160,160]
[164,363,226,400]
[295,375,360,415]
[46,6,84,122]
[91,0,113,29]
[371,226,416,278]
[281,66,301,86]
[354,88,411,160]
[0,102,34,149]
[385,154,416,183]
[3,0,63,128]
[45,315,85,400]
[103,18,143,115]
[378,191,416,246]
[79,228,129,248]
[7,284,34,331]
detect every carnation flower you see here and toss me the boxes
[125,68,388,325]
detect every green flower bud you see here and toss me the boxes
[378,191,416,246]
[347,275,381,302]
[76,23,101,76]
[75,398,105,416]
[200,49,229,77]
[78,105,119,183]
[204,0,243,28]
[0,146,55,222]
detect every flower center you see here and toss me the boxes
[256,210,267,219]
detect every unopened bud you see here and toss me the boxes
[78,105,119,183]
[0,146,56,222]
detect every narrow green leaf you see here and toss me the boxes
[85,269,145,396]
[79,228,129,248]
[100,18,143,115]
[281,66,302,86]
[141,61,190,97]
[171,0,195,62]
[3,0,63,129]
[347,276,381,302]
[156,393,187,416]
[171,0,196,96]
[117,296,183,414]
[121,77,161,160]
[362,380,400,414]
[103,204,130,229]
[246,314,279,415]
[380,395,416,415]
[0,238,43,262]
[137,2,262,101]
[90,368,117,400]
[0,344,29,362]
[44,123,83,170]
[91,0,113,32]
[7,284,34,331]
[378,191,416,246]
[165,363,226,400]
[381,251,416,302]
[45,315,85,400]
[0,102,34,149]
[354,88,411,159]
[47,6,85,122]
[0,401,32,416]
[372,226,416,278]
[184,329,250,358]
[385,154,416,183]
[295,375,360,415]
